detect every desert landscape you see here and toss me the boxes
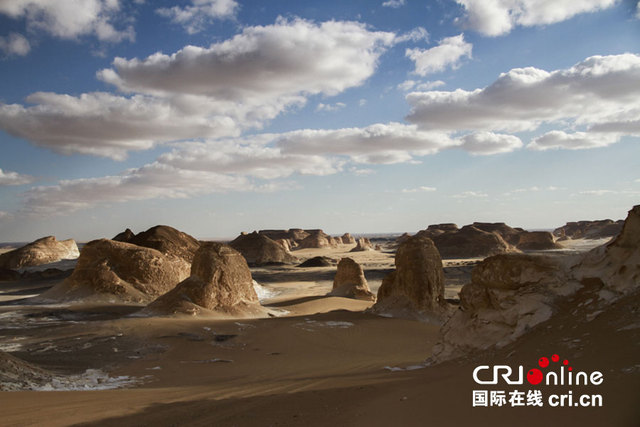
[1,1,639,426]
[0,207,638,426]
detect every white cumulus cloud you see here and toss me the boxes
[460,132,523,155]
[401,186,437,193]
[406,34,472,76]
[98,18,395,102]
[455,0,618,37]
[406,54,640,139]
[382,0,406,8]
[0,92,240,160]
[0,0,134,42]
[0,32,30,56]
[528,131,620,151]
[156,0,238,34]
[0,168,34,186]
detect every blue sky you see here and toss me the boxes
[0,0,639,241]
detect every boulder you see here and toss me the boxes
[329,258,375,301]
[229,232,297,266]
[515,231,560,250]
[298,256,335,267]
[350,237,373,252]
[128,225,200,263]
[41,239,190,303]
[145,242,261,316]
[341,233,356,244]
[371,234,448,320]
[0,236,79,269]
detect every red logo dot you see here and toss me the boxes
[527,368,543,385]
[563,359,569,366]
[539,357,549,368]
[552,354,559,362]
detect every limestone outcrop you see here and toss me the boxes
[329,258,375,301]
[371,234,448,320]
[145,242,261,316]
[41,239,189,303]
[0,237,79,269]
[229,232,297,266]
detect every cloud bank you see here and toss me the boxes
[0,0,134,42]
[406,54,640,141]
[156,0,239,34]
[455,0,618,36]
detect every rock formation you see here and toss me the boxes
[145,242,261,316]
[274,238,292,252]
[128,225,200,263]
[298,256,335,267]
[258,229,310,248]
[0,237,79,270]
[424,225,514,259]
[553,219,624,240]
[296,230,335,249]
[371,234,448,320]
[350,237,373,252]
[515,231,560,250]
[329,258,375,301]
[469,222,521,244]
[341,233,356,244]
[432,205,640,362]
[41,239,190,303]
[229,232,297,266]
[424,223,459,236]
[112,228,135,242]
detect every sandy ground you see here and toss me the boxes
[0,242,638,426]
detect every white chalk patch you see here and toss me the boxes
[35,369,145,391]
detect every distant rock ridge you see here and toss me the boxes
[145,242,262,316]
[432,204,640,362]
[329,258,375,301]
[410,221,559,258]
[553,219,624,240]
[229,231,297,266]
[0,236,79,270]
